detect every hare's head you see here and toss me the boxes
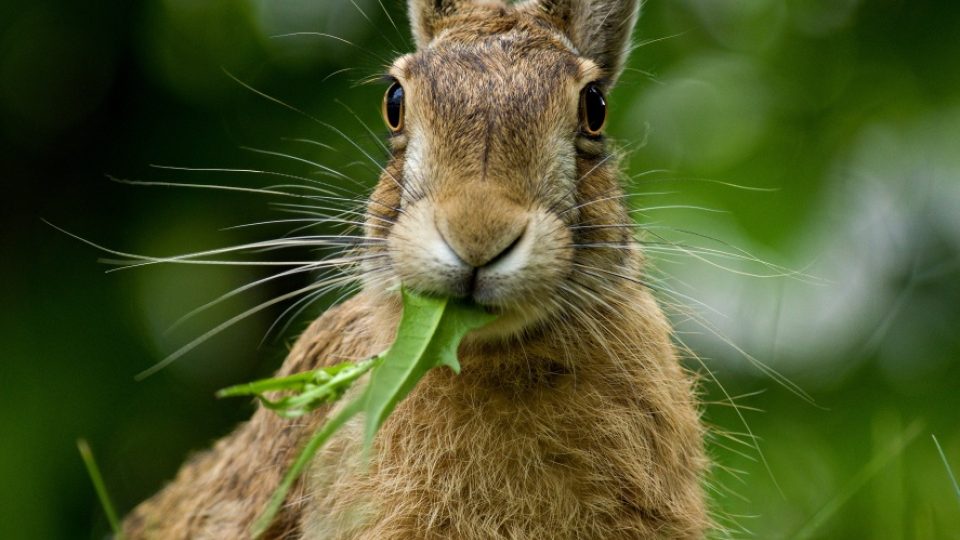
[364,0,641,336]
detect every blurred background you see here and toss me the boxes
[1,0,958,538]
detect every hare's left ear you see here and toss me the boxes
[522,0,640,86]
[408,0,474,49]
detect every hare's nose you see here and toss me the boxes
[435,200,528,269]
[440,222,525,269]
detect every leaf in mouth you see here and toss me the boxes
[218,288,496,538]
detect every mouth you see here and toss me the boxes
[436,293,500,314]
[388,282,551,342]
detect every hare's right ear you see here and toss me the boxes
[408,0,473,48]
[523,0,640,86]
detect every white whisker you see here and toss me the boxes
[148,164,353,197]
[135,280,336,380]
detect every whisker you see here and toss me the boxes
[272,201,401,223]
[224,217,389,235]
[269,32,392,65]
[374,0,407,47]
[672,334,786,499]
[571,263,726,319]
[322,67,355,83]
[223,71,415,203]
[569,241,803,280]
[260,274,363,347]
[335,98,389,155]
[343,0,403,53]
[79,232,382,271]
[135,280,335,380]
[148,164,353,197]
[628,204,729,215]
[101,255,372,271]
[548,145,634,216]
[166,254,383,334]
[108,175,310,200]
[240,146,360,186]
[632,174,781,193]
[643,229,817,281]
[280,137,338,153]
[628,31,687,53]
[561,190,678,217]
[619,67,665,86]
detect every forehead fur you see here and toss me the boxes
[403,44,578,130]
[392,6,597,137]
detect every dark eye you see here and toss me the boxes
[580,83,606,136]
[383,81,405,132]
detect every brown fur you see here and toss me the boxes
[123,1,709,538]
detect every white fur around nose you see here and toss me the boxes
[388,200,475,298]
[429,219,468,270]
[404,202,469,271]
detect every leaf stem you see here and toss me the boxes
[252,399,364,538]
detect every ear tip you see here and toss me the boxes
[408,0,479,48]
[547,0,642,86]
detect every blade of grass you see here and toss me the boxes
[932,434,960,506]
[791,420,924,540]
[77,439,123,539]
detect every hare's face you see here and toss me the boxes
[364,0,640,337]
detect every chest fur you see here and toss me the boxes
[301,360,687,540]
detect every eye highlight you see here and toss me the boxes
[580,83,606,137]
[383,81,405,133]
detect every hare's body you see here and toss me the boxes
[125,287,706,539]
[122,295,389,539]
[123,1,709,538]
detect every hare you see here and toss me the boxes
[122,0,709,538]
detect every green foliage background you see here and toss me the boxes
[1,0,958,538]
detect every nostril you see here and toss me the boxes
[437,222,527,269]
[484,227,524,268]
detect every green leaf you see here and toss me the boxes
[361,289,496,448]
[217,358,379,418]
